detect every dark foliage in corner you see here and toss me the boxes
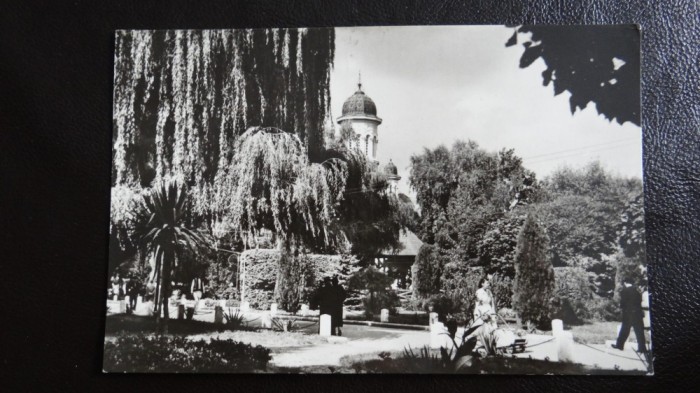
[507,25,640,126]
[103,334,271,372]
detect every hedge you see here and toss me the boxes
[240,249,358,310]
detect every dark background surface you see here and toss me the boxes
[1,0,698,390]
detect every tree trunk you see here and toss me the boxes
[160,249,173,334]
[274,240,304,312]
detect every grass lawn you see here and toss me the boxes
[104,314,328,349]
[569,321,652,346]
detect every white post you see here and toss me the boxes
[240,301,250,313]
[300,304,309,317]
[261,312,272,329]
[137,295,143,305]
[429,312,439,325]
[556,331,575,362]
[430,321,447,349]
[270,303,278,316]
[551,319,564,336]
[380,309,390,323]
[320,314,332,336]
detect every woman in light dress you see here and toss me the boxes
[465,276,500,354]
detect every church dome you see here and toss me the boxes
[384,160,398,176]
[342,87,377,117]
[338,82,381,124]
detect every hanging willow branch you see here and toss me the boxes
[228,127,348,249]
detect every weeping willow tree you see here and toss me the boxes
[109,28,335,265]
[226,127,349,310]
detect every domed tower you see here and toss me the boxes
[383,159,401,194]
[337,76,382,163]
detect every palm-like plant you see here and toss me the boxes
[139,180,208,333]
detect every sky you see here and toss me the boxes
[329,26,643,200]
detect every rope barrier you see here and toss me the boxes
[577,341,647,362]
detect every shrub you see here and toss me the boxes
[438,263,483,323]
[103,334,271,372]
[348,267,400,318]
[222,308,255,331]
[412,244,444,298]
[550,267,596,325]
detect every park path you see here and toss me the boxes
[511,334,649,372]
[270,326,430,368]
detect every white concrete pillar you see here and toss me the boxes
[429,312,439,325]
[320,314,332,336]
[219,299,227,309]
[240,301,250,313]
[552,319,564,336]
[300,304,309,317]
[556,331,575,362]
[430,321,447,349]
[270,303,278,316]
[380,309,390,323]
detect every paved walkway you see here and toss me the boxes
[270,325,430,368]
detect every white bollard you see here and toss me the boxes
[240,301,250,313]
[430,321,447,349]
[320,314,332,336]
[380,309,390,323]
[429,312,439,325]
[270,303,278,316]
[300,304,309,317]
[556,331,575,362]
[219,299,227,309]
[261,312,272,329]
[551,319,564,336]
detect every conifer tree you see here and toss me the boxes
[512,213,555,329]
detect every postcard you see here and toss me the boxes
[104,25,650,374]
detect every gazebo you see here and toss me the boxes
[375,229,423,289]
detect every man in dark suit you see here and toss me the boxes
[611,277,648,353]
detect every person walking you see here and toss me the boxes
[611,276,648,353]
[331,276,346,336]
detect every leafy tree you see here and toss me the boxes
[506,25,640,126]
[137,180,208,332]
[618,192,646,261]
[536,162,643,297]
[476,213,526,277]
[222,127,403,311]
[409,141,538,297]
[512,213,555,329]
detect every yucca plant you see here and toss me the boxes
[139,180,208,333]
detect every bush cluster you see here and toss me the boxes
[103,334,271,372]
[240,249,358,310]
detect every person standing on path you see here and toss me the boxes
[190,277,205,313]
[611,277,648,353]
[318,277,333,335]
[331,276,346,336]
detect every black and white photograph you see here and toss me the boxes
[104,25,651,374]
